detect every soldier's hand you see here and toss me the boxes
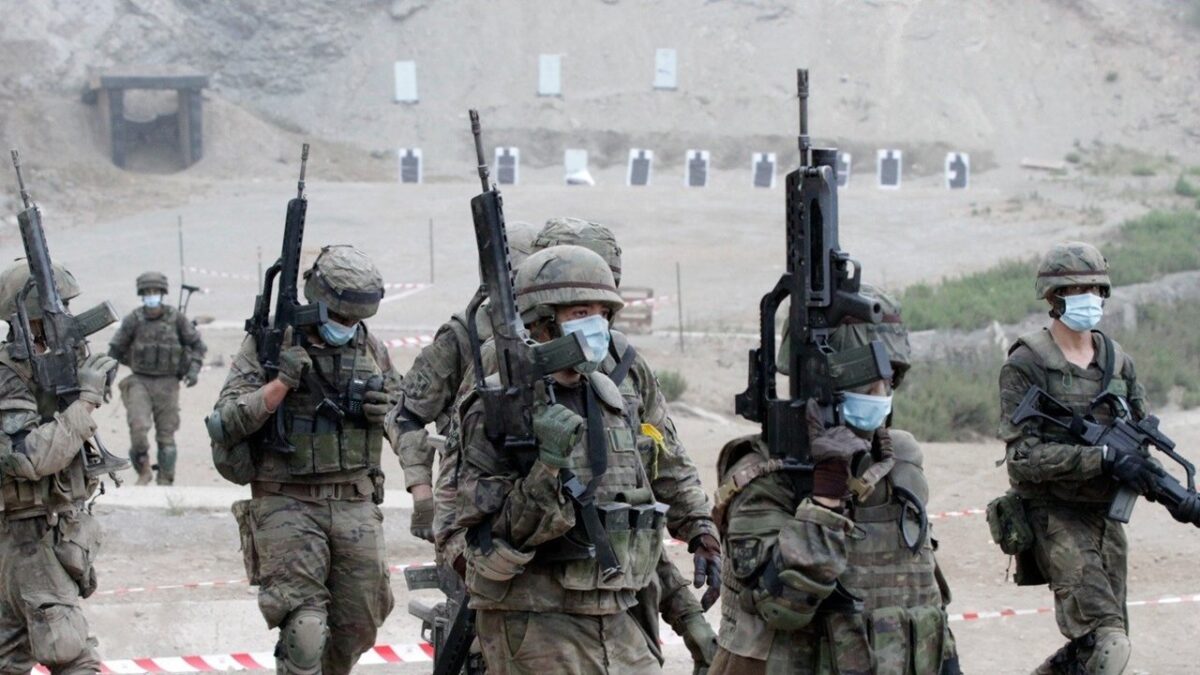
[184,363,201,387]
[77,354,119,406]
[363,389,397,426]
[276,344,311,390]
[1168,493,1200,526]
[680,613,717,670]
[1104,449,1164,495]
[532,403,584,469]
[410,494,436,543]
[689,533,722,610]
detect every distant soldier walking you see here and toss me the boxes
[109,271,206,485]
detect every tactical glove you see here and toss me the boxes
[680,613,717,672]
[363,389,396,426]
[77,354,118,406]
[276,344,312,390]
[1168,493,1200,526]
[532,403,584,469]
[1104,448,1164,495]
[410,495,436,543]
[806,399,869,501]
[689,533,722,611]
[184,362,201,388]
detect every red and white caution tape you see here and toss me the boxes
[624,295,671,308]
[184,267,258,283]
[383,334,435,349]
[928,507,985,521]
[950,592,1200,623]
[384,282,431,291]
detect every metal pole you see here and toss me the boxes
[256,246,263,293]
[675,262,684,352]
[177,215,185,307]
[429,217,435,285]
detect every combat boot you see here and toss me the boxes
[132,452,153,486]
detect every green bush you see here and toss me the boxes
[893,354,1003,442]
[1130,165,1156,177]
[1064,151,1082,164]
[1175,173,1200,198]
[657,370,687,402]
[1110,300,1200,411]
[901,210,1200,331]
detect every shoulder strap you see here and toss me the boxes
[609,344,638,387]
[712,454,787,533]
[1096,330,1116,392]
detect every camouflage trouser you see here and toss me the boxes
[119,374,180,473]
[710,615,872,675]
[0,514,101,674]
[475,609,661,675]
[236,495,394,675]
[1029,504,1127,669]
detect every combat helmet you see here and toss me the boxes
[302,245,385,321]
[778,283,912,388]
[533,217,623,285]
[136,271,169,295]
[507,221,539,270]
[1035,241,1111,300]
[0,261,81,320]
[515,245,624,325]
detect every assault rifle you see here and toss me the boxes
[734,69,893,485]
[1011,386,1200,526]
[244,144,327,453]
[8,150,128,481]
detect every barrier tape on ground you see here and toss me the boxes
[184,267,259,283]
[35,594,1200,673]
[92,511,985,599]
[384,334,435,349]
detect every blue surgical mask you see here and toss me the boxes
[840,392,893,432]
[319,319,358,346]
[560,314,610,374]
[142,294,163,309]
[1060,293,1103,332]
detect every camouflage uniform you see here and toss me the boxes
[0,263,118,673]
[997,242,1141,675]
[453,246,664,674]
[109,272,206,485]
[207,246,400,675]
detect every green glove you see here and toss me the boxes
[363,389,397,426]
[77,354,118,406]
[681,614,717,670]
[276,344,311,389]
[410,495,436,543]
[532,403,584,468]
[184,362,201,387]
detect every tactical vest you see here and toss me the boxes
[466,373,664,614]
[127,306,187,377]
[1008,329,1132,503]
[0,349,93,520]
[250,328,385,486]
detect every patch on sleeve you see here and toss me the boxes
[474,477,508,514]
[402,369,432,397]
[729,537,763,579]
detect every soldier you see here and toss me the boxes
[109,271,207,485]
[393,221,538,542]
[997,242,1173,675]
[452,245,667,673]
[206,246,401,675]
[0,262,119,672]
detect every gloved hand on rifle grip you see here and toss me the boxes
[1103,447,1165,496]
[532,403,583,469]
[275,328,311,390]
[807,399,871,502]
[77,354,118,406]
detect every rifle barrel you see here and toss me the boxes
[10,149,31,209]
[797,69,810,165]
[297,143,309,199]
[469,110,490,192]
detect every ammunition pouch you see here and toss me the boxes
[1,458,89,520]
[465,539,535,603]
[130,315,186,377]
[283,414,383,476]
[867,605,947,675]
[986,492,1034,555]
[52,510,102,598]
[751,553,853,631]
[231,500,260,584]
[211,439,255,486]
[553,500,666,593]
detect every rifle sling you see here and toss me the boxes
[609,344,637,387]
[432,592,476,675]
[1098,330,1115,393]
[576,382,622,579]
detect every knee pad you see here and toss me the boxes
[1085,628,1130,675]
[278,608,327,675]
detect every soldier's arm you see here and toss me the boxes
[395,324,464,488]
[656,549,705,630]
[0,371,96,481]
[208,336,276,446]
[633,355,717,543]
[454,404,574,550]
[999,358,1105,484]
[1121,353,1148,421]
[176,311,208,359]
[106,313,137,365]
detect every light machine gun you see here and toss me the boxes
[8,150,127,481]
[1011,386,1200,526]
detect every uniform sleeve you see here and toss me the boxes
[400,323,465,425]
[773,500,852,597]
[632,354,716,543]
[0,368,96,481]
[177,311,208,363]
[656,549,705,630]
[454,403,574,550]
[210,336,272,445]
[107,313,137,365]
[998,356,1104,484]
